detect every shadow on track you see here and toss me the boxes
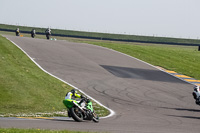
[161,107,200,112]
[162,107,200,120]
[49,119,76,122]
[47,117,92,123]
[167,115,200,120]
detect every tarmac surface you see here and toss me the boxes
[1,35,200,133]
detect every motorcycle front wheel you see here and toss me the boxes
[92,112,99,123]
[70,107,84,122]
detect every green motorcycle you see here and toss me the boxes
[63,97,99,123]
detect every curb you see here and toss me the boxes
[156,66,199,87]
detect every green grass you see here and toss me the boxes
[78,40,200,80]
[0,128,99,133]
[1,23,200,45]
[0,35,72,115]
[0,35,109,117]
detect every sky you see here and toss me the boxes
[0,0,200,39]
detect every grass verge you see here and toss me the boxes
[0,35,109,117]
[0,128,99,133]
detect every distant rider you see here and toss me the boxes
[45,28,51,34]
[15,28,20,36]
[31,29,36,38]
[45,28,51,39]
[193,86,200,105]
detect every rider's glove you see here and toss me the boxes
[81,95,86,99]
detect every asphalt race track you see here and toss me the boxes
[1,35,200,133]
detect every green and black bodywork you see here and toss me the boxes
[63,97,99,122]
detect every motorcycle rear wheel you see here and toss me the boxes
[70,107,84,122]
[46,34,50,40]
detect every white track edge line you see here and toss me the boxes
[4,36,115,119]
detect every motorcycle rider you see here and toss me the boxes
[15,28,20,36]
[192,86,200,105]
[31,29,36,38]
[45,28,51,34]
[65,89,82,100]
[45,28,51,39]
[65,89,86,117]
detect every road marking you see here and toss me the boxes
[184,79,200,82]
[155,67,199,87]
[17,117,35,119]
[165,70,177,74]
[174,75,192,78]
[35,117,54,120]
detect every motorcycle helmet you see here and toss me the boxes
[71,89,77,95]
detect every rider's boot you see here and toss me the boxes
[68,110,71,117]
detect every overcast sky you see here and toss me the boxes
[0,0,200,39]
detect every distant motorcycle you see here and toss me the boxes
[192,86,200,105]
[63,96,99,122]
[16,28,20,36]
[45,28,51,40]
[31,29,36,38]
